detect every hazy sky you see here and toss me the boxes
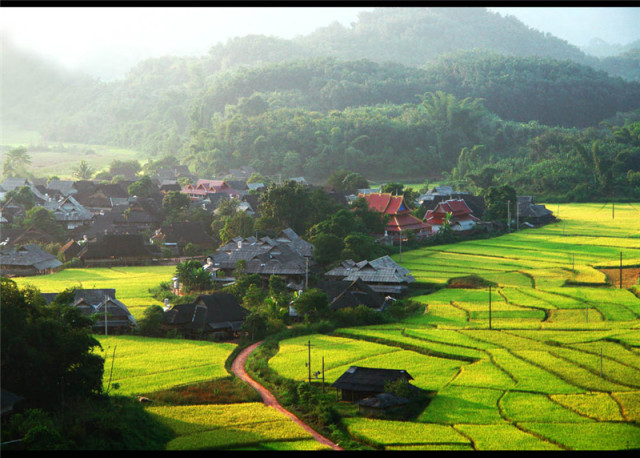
[2,6,639,81]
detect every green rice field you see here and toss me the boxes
[7,202,640,450]
[13,266,175,321]
[267,203,640,450]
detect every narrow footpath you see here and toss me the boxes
[231,341,344,451]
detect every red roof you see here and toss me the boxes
[361,193,410,215]
[387,214,432,233]
[425,199,479,225]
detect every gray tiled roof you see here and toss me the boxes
[0,244,62,270]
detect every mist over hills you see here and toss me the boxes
[2,6,640,194]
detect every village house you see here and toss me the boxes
[0,244,63,276]
[151,221,217,256]
[44,195,94,230]
[162,293,249,340]
[424,198,480,233]
[331,366,415,402]
[517,196,555,226]
[81,233,161,266]
[324,255,415,297]
[418,186,486,219]
[316,278,391,312]
[41,288,137,334]
[360,192,432,239]
[205,228,315,290]
[182,179,244,201]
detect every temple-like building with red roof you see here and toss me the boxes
[360,192,432,237]
[424,199,479,233]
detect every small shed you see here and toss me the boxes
[331,366,414,402]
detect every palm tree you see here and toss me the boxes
[73,160,95,180]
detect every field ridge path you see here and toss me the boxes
[231,341,344,451]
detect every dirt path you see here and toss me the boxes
[231,341,344,451]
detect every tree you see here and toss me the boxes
[293,288,330,323]
[258,181,313,235]
[2,146,32,178]
[175,260,212,293]
[341,232,382,262]
[3,185,37,210]
[310,233,344,266]
[108,160,141,180]
[219,211,255,244]
[483,185,517,221]
[18,207,66,241]
[127,175,154,198]
[1,278,104,410]
[72,160,95,180]
[137,305,165,337]
[162,190,191,222]
[326,169,368,192]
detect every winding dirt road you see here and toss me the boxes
[231,341,344,451]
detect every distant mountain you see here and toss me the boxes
[581,38,640,58]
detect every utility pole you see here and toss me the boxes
[104,295,108,336]
[620,252,623,289]
[308,340,311,383]
[507,200,511,233]
[322,356,325,393]
[489,285,492,330]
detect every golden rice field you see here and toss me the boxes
[267,203,640,450]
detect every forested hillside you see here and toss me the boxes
[2,7,640,201]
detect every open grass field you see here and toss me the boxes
[1,124,148,178]
[266,203,640,450]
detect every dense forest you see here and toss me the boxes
[2,7,640,201]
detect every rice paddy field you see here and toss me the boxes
[95,335,236,396]
[7,202,640,450]
[267,203,640,450]
[12,266,175,321]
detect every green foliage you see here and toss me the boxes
[15,206,66,241]
[483,185,517,221]
[2,146,31,179]
[174,260,212,293]
[162,191,192,222]
[3,185,37,210]
[293,288,330,323]
[109,159,141,180]
[72,160,95,180]
[0,278,104,410]
[137,305,165,337]
[127,175,154,198]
